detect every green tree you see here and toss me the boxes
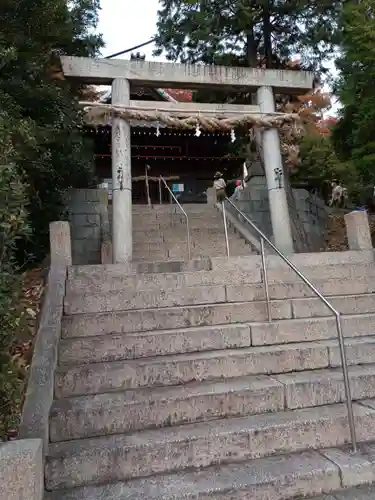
[0,0,103,262]
[332,0,375,191]
[292,134,355,196]
[154,0,343,178]
[0,162,30,437]
[154,0,342,71]
[0,0,103,436]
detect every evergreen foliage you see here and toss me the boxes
[154,0,343,186]
[332,0,375,193]
[154,0,342,71]
[0,0,103,262]
[0,0,103,437]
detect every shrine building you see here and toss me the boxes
[85,83,244,204]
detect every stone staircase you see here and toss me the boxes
[42,243,375,499]
[132,204,252,261]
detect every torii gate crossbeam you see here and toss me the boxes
[61,56,314,262]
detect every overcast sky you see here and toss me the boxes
[97,0,338,115]
[98,0,162,60]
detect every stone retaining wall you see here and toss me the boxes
[230,178,328,252]
[64,189,108,265]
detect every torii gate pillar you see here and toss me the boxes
[111,78,132,263]
[257,85,294,254]
[60,56,314,259]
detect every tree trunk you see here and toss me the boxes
[246,29,257,67]
[262,1,273,68]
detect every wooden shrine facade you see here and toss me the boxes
[86,84,245,204]
[88,124,244,204]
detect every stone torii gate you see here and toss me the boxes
[60,56,314,263]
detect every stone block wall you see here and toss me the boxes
[64,189,108,265]
[229,178,329,252]
[292,190,329,251]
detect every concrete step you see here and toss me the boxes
[171,247,250,259]
[132,204,217,214]
[132,235,235,246]
[45,402,375,490]
[291,293,375,318]
[59,323,252,364]
[264,261,375,282]
[66,268,262,294]
[158,214,222,223]
[251,314,375,346]
[132,209,219,218]
[210,252,375,273]
[65,276,375,309]
[133,246,249,261]
[132,241,190,252]
[132,243,251,260]
[59,318,375,364]
[132,228,164,239]
[54,337,375,398]
[133,238,250,252]
[330,335,375,367]
[229,276,375,302]
[132,234,164,244]
[61,300,292,337]
[50,364,375,442]
[132,210,219,218]
[64,278,375,315]
[68,258,212,281]
[162,226,235,238]
[44,450,342,499]
[65,261,375,295]
[133,254,222,263]
[50,374,284,441]
[54,341,332,397]
[133,225,226,237]
[134,221,224,231]
[63,284,228,315]
[275,364,375,409]
[133,251,169,261]
[62,293,375,330]
[309,485,375,500]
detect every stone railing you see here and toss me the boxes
[0,439,44,500]
[2,221,71,499]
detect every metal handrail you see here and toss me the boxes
[222,196,357,452]
[159,176,191,260]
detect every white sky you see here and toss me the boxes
[97,0,338,115]
[98,0,162,60]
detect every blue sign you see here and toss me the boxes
[172,183,184,193]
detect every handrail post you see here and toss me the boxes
[186,219,191,260]
[221,201,230,258]
[224,196,357,452]
[335,312,357,453]
[260,237,271,322]
[170,190,173,224]
[160,176,191,261]
[158,177,162,205]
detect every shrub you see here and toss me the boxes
[0,163,30,436]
